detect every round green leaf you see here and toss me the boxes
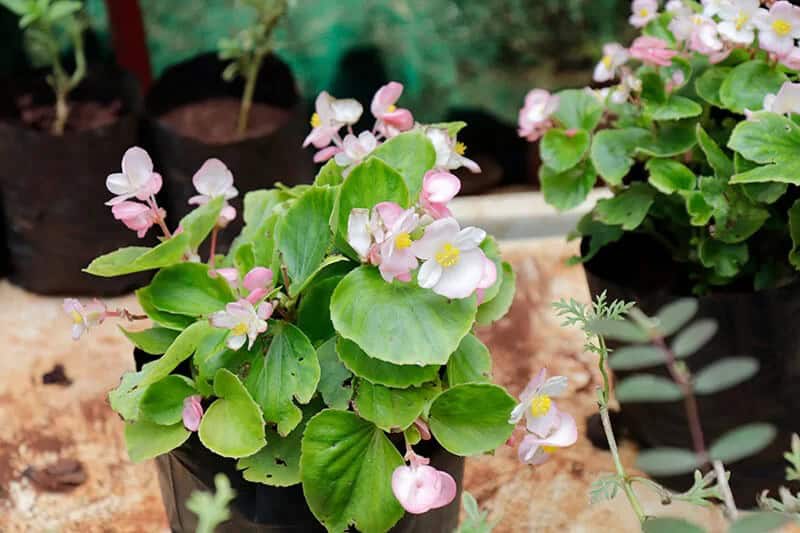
[553,88,604,131]
[643,517,706,533]
[671,319,718,357]
[179,195,224,250]
[136,286,195,331]
[446,333,492,386]
[371,131,436,198]
[646,159,696,194]
[615,375,683,403]
[297,275,343,346]
[729,512,790,533]
[428,383,516,456]
[709,423,776,463]
[637,122,697,157]
[354,380,436,431]
[149,262,235,316]
[719,60,787,114]
[590,128,650,185]
[124,420,190,463]
[647,95,702,121]
[540,129,590,173]
[636,447,700,476]
[594,183,655,230]
[331,266,477,365]
[694,357,759,395]
[120,326,179,355]
[139,375,197,425]
[84,232,190,277]
[336,337,439,388]
[695,66,730,107]
[300,410,404,533]
[540,160,597,211]
[199,369,266,458]
[316,338,353,409]
[653,298,698,337]
[476,262,515,326]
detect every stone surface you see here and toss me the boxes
[0,238,781,532]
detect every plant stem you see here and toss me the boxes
[50,18,87,136]
[236,54,264,137]
[208,226,220,271]
[713,460,738,520]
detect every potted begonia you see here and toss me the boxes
[66,82,520,532]
[0,0,148,294]
[519,0,800,499]
[145,0,313,249]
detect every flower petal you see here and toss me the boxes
[347,208,372,260]
[417,259,443,289]
[410,217,461,260]
[431,248,484,299]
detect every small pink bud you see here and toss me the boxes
[243,267,273,291]
[182,395,204,432]
[392,460,457,514]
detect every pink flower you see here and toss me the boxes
[214,267,240,287]
[518,89,559,142]
[629,0,658,27]
[313,146,341,163]
[411,217,489,299]
[210,299,273,350]
[111,200,164,238]
[426,128,481,173]
[371,81,414,138]
[347,208,376,261]
[188,159,238,227]
[374,202,420,283]
[780,47,800,69]
[105,147,162,206]
[762,82,800,115]
[689,21,725,55]
[717,0,759,45]
[475,255,498,305]
[243,267,273,292]
[182,395,204,432]
[755,1,800,56]
[420,170,461,219]
[517,409,578,465]
[334,131,378,174]
[63,298,106,340]
[593,43,629,83]
[303,91,363,148]
[509,369,569,435]
[629,36,678,67]
[392,452,456,514]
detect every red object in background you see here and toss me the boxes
[104,0,152,91]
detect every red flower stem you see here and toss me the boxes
[208,226,219,271]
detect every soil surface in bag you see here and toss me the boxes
[145,53,315,253]
[0,66,156,295]
[133,349,463,532]
[583,234,800,502]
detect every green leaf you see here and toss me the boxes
[124,420,190,463]
[539,160,597,211]
[640,71,666,105]
[699,239,748,279]
[333,158,410,248]
[229,189,290,266]
[695,66,730,107]
[288,255,349,298]
[314,159,344,186]
[697,176,769,243]
[300,410,404,533]
[427,121,467,137]
[244,321,320,436]
[790,199,800,269]
[428,383,516,456]
[586,318,649,343]
[137,322,215,390]
[540,129,590,173]
[553,88,604,131]
[671,319,718,357]
[476,261,516,326]
[477,237,503,305]
[615,375,683,402]
[647,95,702,121]
[120,326,179,355]
[646,159,696,194]
[654,298,699,336]
[729,512,790,533]
[84,233,190,277]
[297,275,344,346]
[643,517,706,533]
[591,128,650,185]
[636,447,700,476]
[179,196,224,250]
[139,375,197,425]
[719,60,787,114]
[569,214,624,265]
[276,186,336,295]
[696,124,733,179]
[446,334,491,386]
[199,369,266,458]
[609,345,666,370]
[694,357,759,395]
[109,362,154,421]
[186,474,235,533]
[336,337,439,388]
[729,112,800,184]
[709,423,776,463]
[316,338,353,409]
[148,262,235,316]
[234,243,255,278]
[238,399,322,486]
[594,183,655,230]
[331,266,477,365]
[741,182,787,204]
[637,122,698,157]
[371,131,436,198]
[682,191,714,226]
[354,380,435,431]
[136,286,195,330]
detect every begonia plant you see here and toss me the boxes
[522,0,800,292]
[65,82,521,532]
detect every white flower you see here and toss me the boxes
[666,0,685,12]
[509,369,569,436]
[303,91,363,148]
[63,298,106,340]
[188,159,239,225]
[762,82,800,115]
[105,147,162,206]
[717,0,760,45]
[629,0,659,28]
[425,128,481,173]
[410,217,489,299]
[701,0,727,17]
[334,131,378,174]
[593,43,630,83]
[518,410,578,465]
[210,300,273,350]
[755,1,800,56]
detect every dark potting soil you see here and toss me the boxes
[158,97,291,145]
[16,94,122,133]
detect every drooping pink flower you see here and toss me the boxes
[313,145,342,163]
[374,202,420,283]
[214,267,240,287]
[243,267,273,292]
[63,298,107,340]
[593,43,629,83]
[334,131,378,174]
[517,409,578,465]
[182,395,204,432]
[371,81,414,138]
[629,0,658,27]
[209,299,273,350]
[391,452,456,514]
[303,91,363,148]
[111,200,164,238]
[188,159,239,227]
[630,36,678,67]
[420,170,461,219]
[517,89,559,142]
[411,217,489,299]
[426,128,481,173]
[754,1,800,56]
[105,147,162,206]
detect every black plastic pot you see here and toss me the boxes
[144,52,315,251]
[0,65,153,295]
[583,235,800,502]
[131,349,464,532]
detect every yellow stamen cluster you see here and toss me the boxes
[232,323,249,336]
[310,113,321,128]
[529,395,552,417]
[542,445,558,454]
[435,243,460,267]
[387,104,397,113]
[395,232,412,249]
[773,19,792,36]
[639,8,649,17]
[735,12,748,30]
[601,55,612,68]
[455,141,467,156]
[71,311,83,324]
